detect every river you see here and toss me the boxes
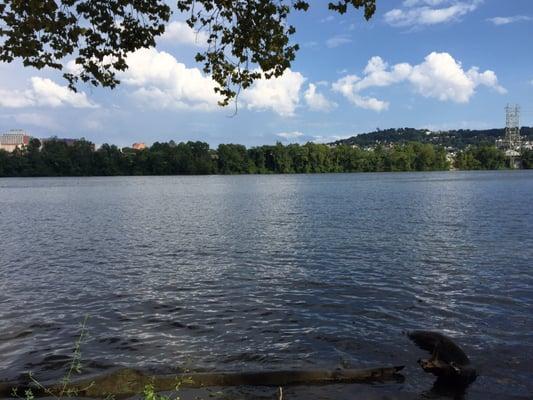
[1,171,532,399]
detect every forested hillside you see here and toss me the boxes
[332,127,533,149]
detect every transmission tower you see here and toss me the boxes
[498,104,522,168]
[505,104,521,147]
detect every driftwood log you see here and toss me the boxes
[2,366,404,398]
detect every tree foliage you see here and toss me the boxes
[0,138,454,177]
[454,146,506,170]
[0,0,375,104]
[522,149,533,169]
[0,0,171,90]
[177,0,376,104]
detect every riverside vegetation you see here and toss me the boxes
[6,316,387,400]
[1,138,532,177]
[8,316,198,400]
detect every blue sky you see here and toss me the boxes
[0,0,532,147]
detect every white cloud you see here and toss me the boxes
[326,34,352,48]
[487,16,532,26]
[304,83,336,112]
[332,75,389,111]
[0,88,35,108]
[276,131,304,140]
[65,59,84,76]
[241,69,306,117]
[160,21,208,47]
[402,0,448,6]
[385,0,481,27]
[120,48,221,111]
[357,57,413,91]
[466,67,507,95]
[120,48,306,116]
[409,52,506,101]
[333,52,505,111]
[312,134,348,143]
[31,78,98,108]
[0,77,97,109]
[530,79,533,86]
[0,112,60,130]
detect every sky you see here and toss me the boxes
[0,0,532,148]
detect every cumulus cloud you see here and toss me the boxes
[384,0,481,27]
[119,48,221,111]
[241,69,306,117]
[326,34,352,48]
[160,21,208,47]
[118,48,306,116]
[304,83,336,112]
[332,75,389,111]
[0,77,97,108]
[409,53,506,101]
[276,131,304,140]
[333,52,505,111]
[0,88,34,108]
[487,16,532,26]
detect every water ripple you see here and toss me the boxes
[0,172,532,398]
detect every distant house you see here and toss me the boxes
[446,152,456,168]
[0,130,31,152]
[132,142,147,150]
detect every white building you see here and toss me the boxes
[0,130,31,152]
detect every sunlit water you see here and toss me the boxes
[0,171,532,399]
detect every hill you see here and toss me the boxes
[331,127,533,150]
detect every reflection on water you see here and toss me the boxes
[0,171,532,398]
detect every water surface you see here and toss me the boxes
[1,171,532,398]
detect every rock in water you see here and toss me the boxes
[407,330,477,386]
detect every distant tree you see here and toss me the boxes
[8,147,30,175]
[388,144,415,171]
[521,149,533,169]
[69,139,95,175]
[0,149,10,176]
[26,138,44,175]
[0,138,518,177]
[454,145,505,170]
[93,144,123,175]
[247,147,267,174]
[474,146,505,170]
[41,139,72,175]
[188,141,215,174]
[287,144,310,173]
[0,1,376,105]
[306,142,329,173]
[217,144,249,174]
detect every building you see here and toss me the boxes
[132,142,147,150]
[0,130,31,152]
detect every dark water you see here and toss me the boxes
[1,171,532,399]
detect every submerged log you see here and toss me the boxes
[3,366,404,398]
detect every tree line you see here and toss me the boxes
[0,138,531,177]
